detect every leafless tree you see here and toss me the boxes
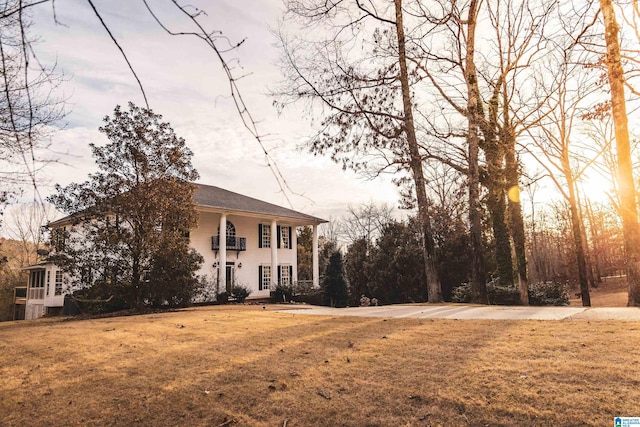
[275,0,443,302]
[339,202,394,246]
[0,0,65,217]
[3,201,54,266]
[598,0,640,305]
[524,39,603,306]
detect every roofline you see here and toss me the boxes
[50,203,328,229]
[21,263,48,271]
[194,204,327,225]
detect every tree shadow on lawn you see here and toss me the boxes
[2,309,639,426]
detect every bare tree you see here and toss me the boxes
[275,0,443,302]
[524,42,601,306]
[339,202,394,246]
[3,201,55,266]
[598,0,640,305]
[0,0,65,215]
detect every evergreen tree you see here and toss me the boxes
[49,103,202,309]
[323,251,348,307]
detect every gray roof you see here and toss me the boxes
[49,183,326,227]
[194,183,326,224]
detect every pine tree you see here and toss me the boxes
[323,251,348,308]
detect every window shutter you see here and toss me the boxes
[287,227,292,249]
[277,265,282,286]
[277,225,281,249]
[258,224,263,248]
[289,265,293,281]
[259,266,263,290]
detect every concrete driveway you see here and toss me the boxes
[276,304,640,320]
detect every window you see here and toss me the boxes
[28,270,45,300]
[30,270,45,288]
[280,226,292,249]
[218,221,236,246]
[259,265,271,290]
[55,270,63,296]
[278,265,292,286]
[259,224,271,248]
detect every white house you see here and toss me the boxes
[19,183,326,320]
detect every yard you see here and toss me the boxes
[1,305,639,426]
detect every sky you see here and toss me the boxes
[19,0,401,223]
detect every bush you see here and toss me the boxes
[451,283,472,303]
[528,281,569,306]
[452,279,569,306]
[293,288,324,306]
[216,291,229,305]
[488,283,520,305]
[230,285,251,303]
[273,284,294,303]
[452,279,520,305]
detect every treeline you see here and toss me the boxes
[276,0,640,305]
[297,198,626,307]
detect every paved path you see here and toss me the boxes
[276,304,640,320]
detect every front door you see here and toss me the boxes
[225,263,234,293]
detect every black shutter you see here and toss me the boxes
[277,265,282,286]
[258,265,263,290]
[277,225,281,249]
[289,265,293,282]
[258,224,263,248]
[287,227,292,249]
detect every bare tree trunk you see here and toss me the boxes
[484,81,514,288]
[577,191,597,289]
[394,0,442,303]
[585,198,603,285]
[504,129,529,304]
[599,0,640,306]
[464,0,488,303]
[565,172,591,306]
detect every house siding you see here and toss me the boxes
[192,211,297,298]
[22,185,325,317]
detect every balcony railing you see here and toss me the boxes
[28,287,45,300]
[212,236,246,252]
[14,287,27,304]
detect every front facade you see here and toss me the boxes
[19,183,326,320]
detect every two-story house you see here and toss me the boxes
[19,183,326,320]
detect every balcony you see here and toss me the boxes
[14,287,27,304]
[212,236,246,252]
[27,287,45,300]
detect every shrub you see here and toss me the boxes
[273,284,294,303]
[528,281,569,306]
[230,285,251,303]
[451,282,472,303]
[452,279,569,306]
[487,281,520,305]
[453,279,520,305]
[293,288,324,306]
[293,280,315,296]
[216,291,229,305]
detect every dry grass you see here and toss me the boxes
[1,305,640,426]
[569,276,629,307]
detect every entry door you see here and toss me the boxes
[225,263,234,293]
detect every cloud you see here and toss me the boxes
[25,0,402,223]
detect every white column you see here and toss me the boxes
[271,219,278,289]
[219,213,227,291]
[312,224,319,288]
[292,226,298,285]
